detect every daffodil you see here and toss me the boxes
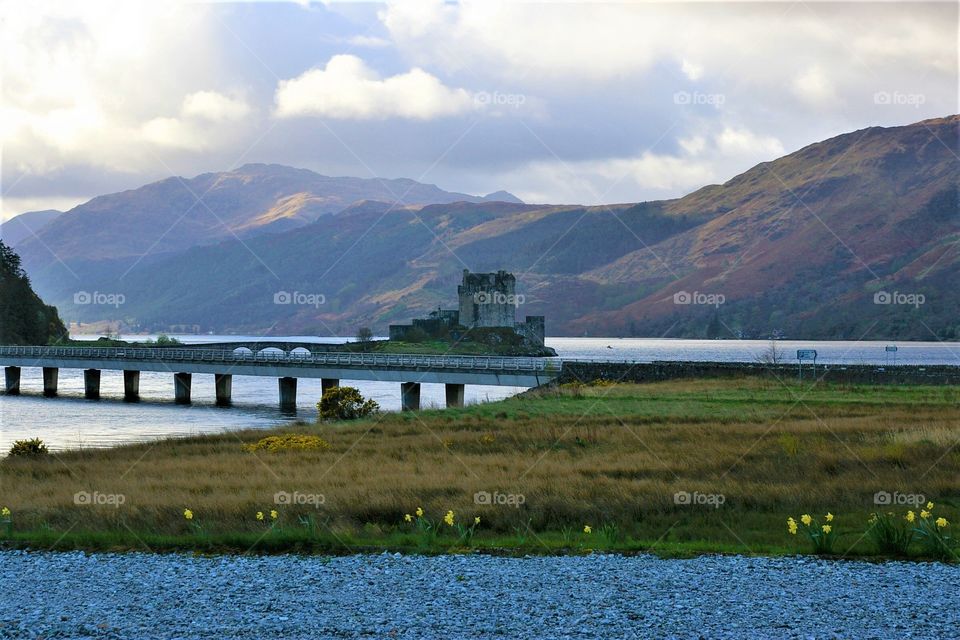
[787,517,798,535]
[404,514,413,523]
[183,509,193,520]
[825,512,834,522]
[444,510,455,526]
[1,507,9,518]
[270,510,278,520]
[821,524,832,534]
[800,514,812,526]
[474,516,481,525]
[256,511,264,521]
[583,525,592,534]
[415,507,424,518]
[927,501,934,510]
[921,510,931,519]
[905,511,916,523]
[936,517,949,529]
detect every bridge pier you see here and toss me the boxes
[445,383,465,408]
[123,370,140,402]
[215,374,232,406]
[42,367,58,397]
[321,378,339,396]
[279,377,297,411]
[401,382,421,411]
[4,366,20,395]
[84,369,101,400]
[174,372,192,404]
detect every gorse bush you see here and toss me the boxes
[8,438,49,458]
[318,386,380,421]
[242,434,330,453]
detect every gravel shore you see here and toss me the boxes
[2,551,957,639]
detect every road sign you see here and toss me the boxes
[797,349,817,360]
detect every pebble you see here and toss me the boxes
[0,551,957,639]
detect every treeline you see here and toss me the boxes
[0,240,67,345]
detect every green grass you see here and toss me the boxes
[3,378,958,560]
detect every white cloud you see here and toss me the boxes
[792,66,838,108]
[681,59,703,81]
[716,127,784,158]
[274,54,474,120]
[182,91,251,122]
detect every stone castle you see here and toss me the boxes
[389,270,545,346]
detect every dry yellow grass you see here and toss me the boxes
[2,378,959,549]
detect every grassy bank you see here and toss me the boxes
[2,378,958,558]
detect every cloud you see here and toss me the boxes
[792,66,838,108]
[274,54,474,120]
[182,91,251,122]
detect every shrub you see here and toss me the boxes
[318,386,380,421]
[8,438,49,458]
[243,434,330,453]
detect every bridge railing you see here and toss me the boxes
[0,345,562,374]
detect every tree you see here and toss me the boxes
[0,240,67,345]
[318,386,380,421]
[356,326,374,343]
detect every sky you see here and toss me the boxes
[1,0,957,220]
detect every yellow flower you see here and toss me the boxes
[787,518,798,535]
[444,510,455,526]
[1,507,9,517]
[921,510,931,519]
[183,509,193,520]
[821,524,832,534]
[927,501,934,510]
[415,507,424,518]
[800,514,812,526]
[474,516,481,525]
[270,510,278,520]
[404,514,413,523]
[256,511,264,521]
[936,517,949,529]
[905,511,916,523]
[583,525,592,534]
[825,512,834,522]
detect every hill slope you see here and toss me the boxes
[18,116,960,340]
[1,210,62,246]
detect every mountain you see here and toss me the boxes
[482,190,524,204]
[0,210,61,246]
[17,116,960,340]
[15,164,513,263]
[0,240,67,345]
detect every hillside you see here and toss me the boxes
[0,210,61,246]
[0,240,67,345]
[14,164,522,262]
[16,116,960,340]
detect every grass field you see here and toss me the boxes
[2,378,958,558]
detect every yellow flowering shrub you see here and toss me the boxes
[243,434,331,453]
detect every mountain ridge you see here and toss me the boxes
[16,115,960,340]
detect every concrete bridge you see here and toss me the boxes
[0,345,560,410]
